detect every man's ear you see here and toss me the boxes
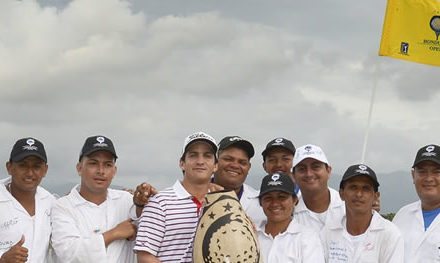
[76,162,82,176]
[411,169,416,185]
[327,165,332,175]
[42,163,48,177]
[339,188,345,201]
[179,159,185,174]
[6,161,12,175]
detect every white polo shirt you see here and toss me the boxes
[294,187,345,234]
[240,183,265,226]
[322,210,404,263]
[256,219,325,263]
[0,177,55,263]
[393,200,440,263]
[51,185,136,263]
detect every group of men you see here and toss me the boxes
[0,132,439,262]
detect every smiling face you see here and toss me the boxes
[293,158,331,194]
[339,176,378,215]
[214,147,251,192]
[412,161,440,210]
[260,191,296,225]
[77,151,116,196]
[180,141,217,185]
[263,147,294,175]
[7,156,48,194]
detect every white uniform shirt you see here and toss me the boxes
[0,177,55,263]
[294,187,345,234]
[240,183,265,226]
[322,211,404,263]
[51,185,136,263]
[257,219,325,263]
[393,200,440,263]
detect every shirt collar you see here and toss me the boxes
[69,184,121,206]
[0,176,53,202]
[256,218,299,236]
[295,187,343,213]
[172,180,192,199]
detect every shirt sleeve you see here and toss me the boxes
[50,200,107,263]
[381,226,405,263]
[133,197,166,256]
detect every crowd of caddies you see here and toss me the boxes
[1,133,439,263]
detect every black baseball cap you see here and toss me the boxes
[261,137,295,160]
[340,164,379,191]
[79,135,117,161]
[9,137,47,163]
[412,144,440,168]
[218,136,255,159]
[259,173,295,198]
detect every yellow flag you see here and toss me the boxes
[379,0,440,66]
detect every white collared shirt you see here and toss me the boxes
[393,200,440,263]
[257,219,325,263]
[240,183,265,226]
[51,185,135,263]
[294,187,345,234]
[0,177,55,263]
[322,211,404,263]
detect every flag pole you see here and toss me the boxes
[361,62,379,163]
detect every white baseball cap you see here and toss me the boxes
[292,144,329,168]
[182,131,217,156]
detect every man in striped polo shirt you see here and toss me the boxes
[135,131,218,263]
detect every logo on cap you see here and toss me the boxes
[189,132,211,140]
[94,136,109,148]
[275,138,283,143]
[422,145,437,157]
[305,145,312,152]
[355,165,370,175]
[268,173,282,186]
[23,138,38,151]
[27,139,35,146]
[229,136,242,142]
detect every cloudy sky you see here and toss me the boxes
[1,0,439,211]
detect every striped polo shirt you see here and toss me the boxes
[134,180,200,262]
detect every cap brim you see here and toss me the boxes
[258,188,295,198]
[222,140,254,158]
[412,157,440,168]
[292,156,328,168]
[80,149,118,160]
[340,173,379,189]
[262,145,295,157]
[11,152,47,163]
[184,139,218,155]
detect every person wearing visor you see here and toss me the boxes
[0,137,55,263]
[322,164,403,262]
[256,173,324,263]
